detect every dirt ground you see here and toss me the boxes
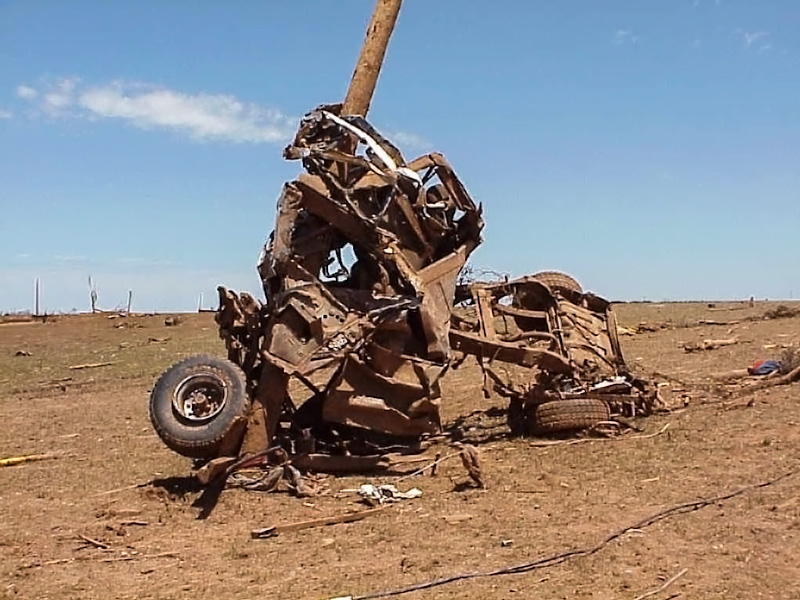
[2,301,800,600]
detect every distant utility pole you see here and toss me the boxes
[34,277,40,316]
[197,292,203,313]
[126,290,133,315]
[342,0,403,117]
[88,276,98,313]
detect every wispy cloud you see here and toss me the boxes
[15,85,37,100]
[12,253,176,269]
[115,257,176,267]
[53,254,88,263]
[0,109,12,119]
[383,129,433,153]
[742,31,768,47]
[612,29,639,45]
[15,78,297,143]
[734,30,771,52]
[11,76,431,150]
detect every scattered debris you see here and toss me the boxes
[683,338,738,353]
[68,361,116,370]
[0,314,34,324]
[632,567,689,600]
[0,453,60,467]
[251,507,385,539]
[699,318,739,326]
[636,321,670,333]
[229,463,317,497]
[357,484,422,505]
[527,423,671,448]
[163,316,183,327]
[779,346,800,374]
[92,482,152,497]
[330,469,796,600]
[443,513,474,524]
[76,534,110,550]
[14,349,32,357]
[393,450,455,482]
[20,551,179,570]
[97,551,178,564]
[453,442,485,489]
[711,369,750,381]
[747,359,781,376]
[739,364,800,394]
[763,305,800,320]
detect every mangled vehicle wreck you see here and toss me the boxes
[149,107,659,471]
[450,273,660,438]
[149,106,485,464]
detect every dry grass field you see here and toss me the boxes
[2,301,800,599]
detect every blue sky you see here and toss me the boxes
[1,1,798,312]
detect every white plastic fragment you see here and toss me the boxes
[357,483,422,506]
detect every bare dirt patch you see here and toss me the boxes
[2,303,800,599]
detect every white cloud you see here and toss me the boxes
[612,29,639,45]
[42,77,79,116]
[13,76,430,150]
[15,78,296,144]
[0,109,12,119]
[383,129,433,153]
[15,85,37,100]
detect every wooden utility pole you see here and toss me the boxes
[239,1,405,458]
[341,0,403,117]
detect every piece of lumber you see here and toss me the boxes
[683,338,738,353]
[710,369,750,381]
[68,361,115,370]
[0,453,59,467]
[195,457,237,485]
[92,482,150,496]
[633,567,688,600]
[251,507,384,539]
[98,551,178,563]
[77,534,110,550]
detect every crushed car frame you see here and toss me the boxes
[149,109,659,470]
[150,106,484,466]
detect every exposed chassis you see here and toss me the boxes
[450,275,659,436]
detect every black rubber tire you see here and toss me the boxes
[149,355,251,459]
[532,271,583,296]
[531,398,610,434]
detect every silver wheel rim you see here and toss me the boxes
[172,374,228,422]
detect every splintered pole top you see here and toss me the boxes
[341,0,402,117]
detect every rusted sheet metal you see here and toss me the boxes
[449,330,573,373]
[217,106,483,452]
[173,107,653,465]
